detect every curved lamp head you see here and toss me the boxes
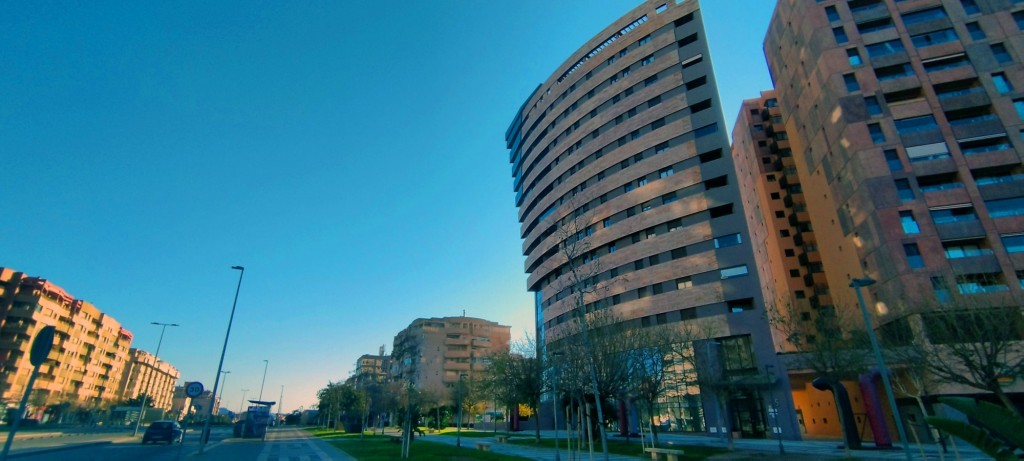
[849,277,876,288]
[231,266,244,271]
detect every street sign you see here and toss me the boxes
[29,326,56,367]
[185,381,204,398]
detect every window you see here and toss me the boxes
[866,39,905,58]
[641,55,655,66]
[865,96,882,116]
[904,243,924,268]
[960,135,1011,155]
[993,73,1013,94]
[930,205,977,223]
[720,265,749,279]
[721,335,757,375]
[676,277,693,289]
[919,173,963,192]
[894,115,939,134]
[659,167,674,178]
[662,192,677,204]
[858,18,895,34]
[728,298,755,313]
[637,287,649,298]
[1015,11,1024,30]
[833,27,849,44]
[992,43,1012,64]
[895,179,914,201]
[885,149,903,171]
[638,35,652,46]
[714,233,743,248]
[644,75,658,87]
[960,0,980,15]
[900,210,920,234]
[844,73,860,92]
[911,28,958,48]
[931,276,951,302]
[847,48,863,66]
[869,123,886,144]
[943,240,991,259]
[875,63,913,81]
[656,3,668,13]
[957,273,1008,294]
[966,22,985,40]
[986,197,1024,217]
[825,5,840,21]
[903,7,947,24]
[1002,234,1024,253]
[655,142,669,155]
[907,142,951,162]
[1015,99,1024,120]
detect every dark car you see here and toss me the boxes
[142,420,183,444]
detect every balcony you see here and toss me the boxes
[951,119,1008,141]
[948,254,1003,275]
[934,220,986,240]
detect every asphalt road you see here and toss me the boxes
[5,426,352,461]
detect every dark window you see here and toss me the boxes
[844,73,860,92]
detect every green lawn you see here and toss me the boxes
[310,432,529,460]
[508,436,728,460]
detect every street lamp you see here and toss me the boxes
[258,359,269,401]
[132,322,179,437]
[850,277,911,461]
[456,374,466,448]
[218,371,231,418]
[200,265,245,454]
[238,388,249,415]
[550,350,564,461]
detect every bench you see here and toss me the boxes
[476,442,492,451]
[495,435,508,443]
[645,447,686,461]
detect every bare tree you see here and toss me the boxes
[546,199,613,461]
[890,293,1024,416]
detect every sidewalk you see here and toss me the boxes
[413,429,989,461]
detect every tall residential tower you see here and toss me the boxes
[505,0,800,438]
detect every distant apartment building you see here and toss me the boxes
[349,346,390,388]
[761,0,1024,436]
[504,0,800,438]
[390,316,510,398]
[0,267,132,418]
[170,386,219,422]
[117,348,180,411]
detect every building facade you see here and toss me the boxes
[390,316,510,399]
[0,267,132,419]
[349,347,390,388]
[117,348,180,411]
[762,0,1024,438]
[504,0,800,438]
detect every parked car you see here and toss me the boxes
[142,420,183,444]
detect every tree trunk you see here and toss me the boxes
[992,385,1021,417]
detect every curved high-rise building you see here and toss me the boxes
[505,0,800,438]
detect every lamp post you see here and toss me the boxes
[550,351,564,461]
[258,359,269,401]
[456,374,466,448]
[132,322,179,437]
[200,265,245,454]
[238,388,249,415]
[765,365,784,455]
[850,277,912,461]
[218,371,231,418]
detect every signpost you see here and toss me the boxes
[185,382,204,398]
[1,326,56,461]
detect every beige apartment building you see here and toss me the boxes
[390,316,510,398]
[117,348,180,411]
[0,267,133,420]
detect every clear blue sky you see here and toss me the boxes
[1,1,777,413]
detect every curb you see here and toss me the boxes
[8,441,112,458]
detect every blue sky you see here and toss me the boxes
[1,1,777,413]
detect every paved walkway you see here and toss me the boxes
[409,430,989,461]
